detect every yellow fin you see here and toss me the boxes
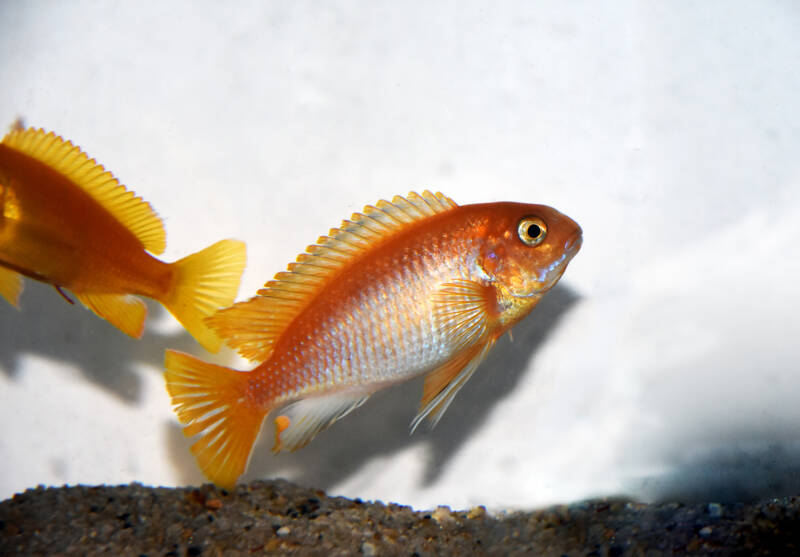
[272,391,370,453]
[1,128,166,254]
[0,266,23,307]
[412,338,496,432]
[74,291,147,338]
[208,191,458,361]
[409,278,497,432]
[432,279,493,353]
[165,239,247,353]
[164,350,265,490]
[9,118,25,133]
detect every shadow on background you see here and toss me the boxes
[0,280,203,403]
[166,284,581,492]
[632,441,800,504]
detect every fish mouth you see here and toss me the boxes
[486,227,583,299]
[538,231,582,282]
[515,230,582,297]
[564,231,582,256]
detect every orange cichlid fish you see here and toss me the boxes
[165,191,582,488]
[0,127,247,352]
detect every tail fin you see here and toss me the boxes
[165,239,246,352]
[164,350,265,490]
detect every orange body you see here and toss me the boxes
[166,192,582,488]
[238,201,579,409]
[0,142,172,297]
[0,128,246,350]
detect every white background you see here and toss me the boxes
[1,1,799,511]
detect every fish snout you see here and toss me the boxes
[564,228,583,257]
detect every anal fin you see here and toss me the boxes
[411,338,496,433]
[272,391,370,452]
[0,266,23,307]
[75,292,147,338]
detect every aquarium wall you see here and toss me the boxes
[1,1,799,510]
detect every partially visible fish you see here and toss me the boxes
[0,127,246,351]
[165,191,582,487]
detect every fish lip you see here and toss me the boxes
[536,234,581,283]
[515,231,582,298]
[564,230,583,255]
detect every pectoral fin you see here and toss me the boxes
[75,292,147,338]
[410,279,497,431]
[432,279,494,352]
[412,338,496,432]
[0,267,23,307]
[272,391,371,453]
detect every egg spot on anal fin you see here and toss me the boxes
[272,391,371,453]
[274,415,291,438]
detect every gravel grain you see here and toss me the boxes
[2,480,799,555]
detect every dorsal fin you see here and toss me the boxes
[207,191,458,362]
[1,128,166,254]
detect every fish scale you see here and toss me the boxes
[164,191,582,489]
[326,231,483,386]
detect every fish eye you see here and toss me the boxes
[517,217,547,246]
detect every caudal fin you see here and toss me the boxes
[165,239,246,352]
[164,350,265,489]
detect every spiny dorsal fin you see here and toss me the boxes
[207,191,457,362]
[1,128,166,254]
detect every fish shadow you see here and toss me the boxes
[627,440,800,504]
[0,280,202,403]
[167,284,581,495]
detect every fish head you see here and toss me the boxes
[477,202,582,300]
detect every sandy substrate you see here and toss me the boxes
[2,480,798,555]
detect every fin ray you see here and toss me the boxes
[164,350,265,490]
[432,279,493,353]
[412,338,496,432]
[410,278,497,431]
[0,267,23,307]
[1,128,166,254]
[75,291,147,338]
[272,391,370,452]
[165,239,246,352]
